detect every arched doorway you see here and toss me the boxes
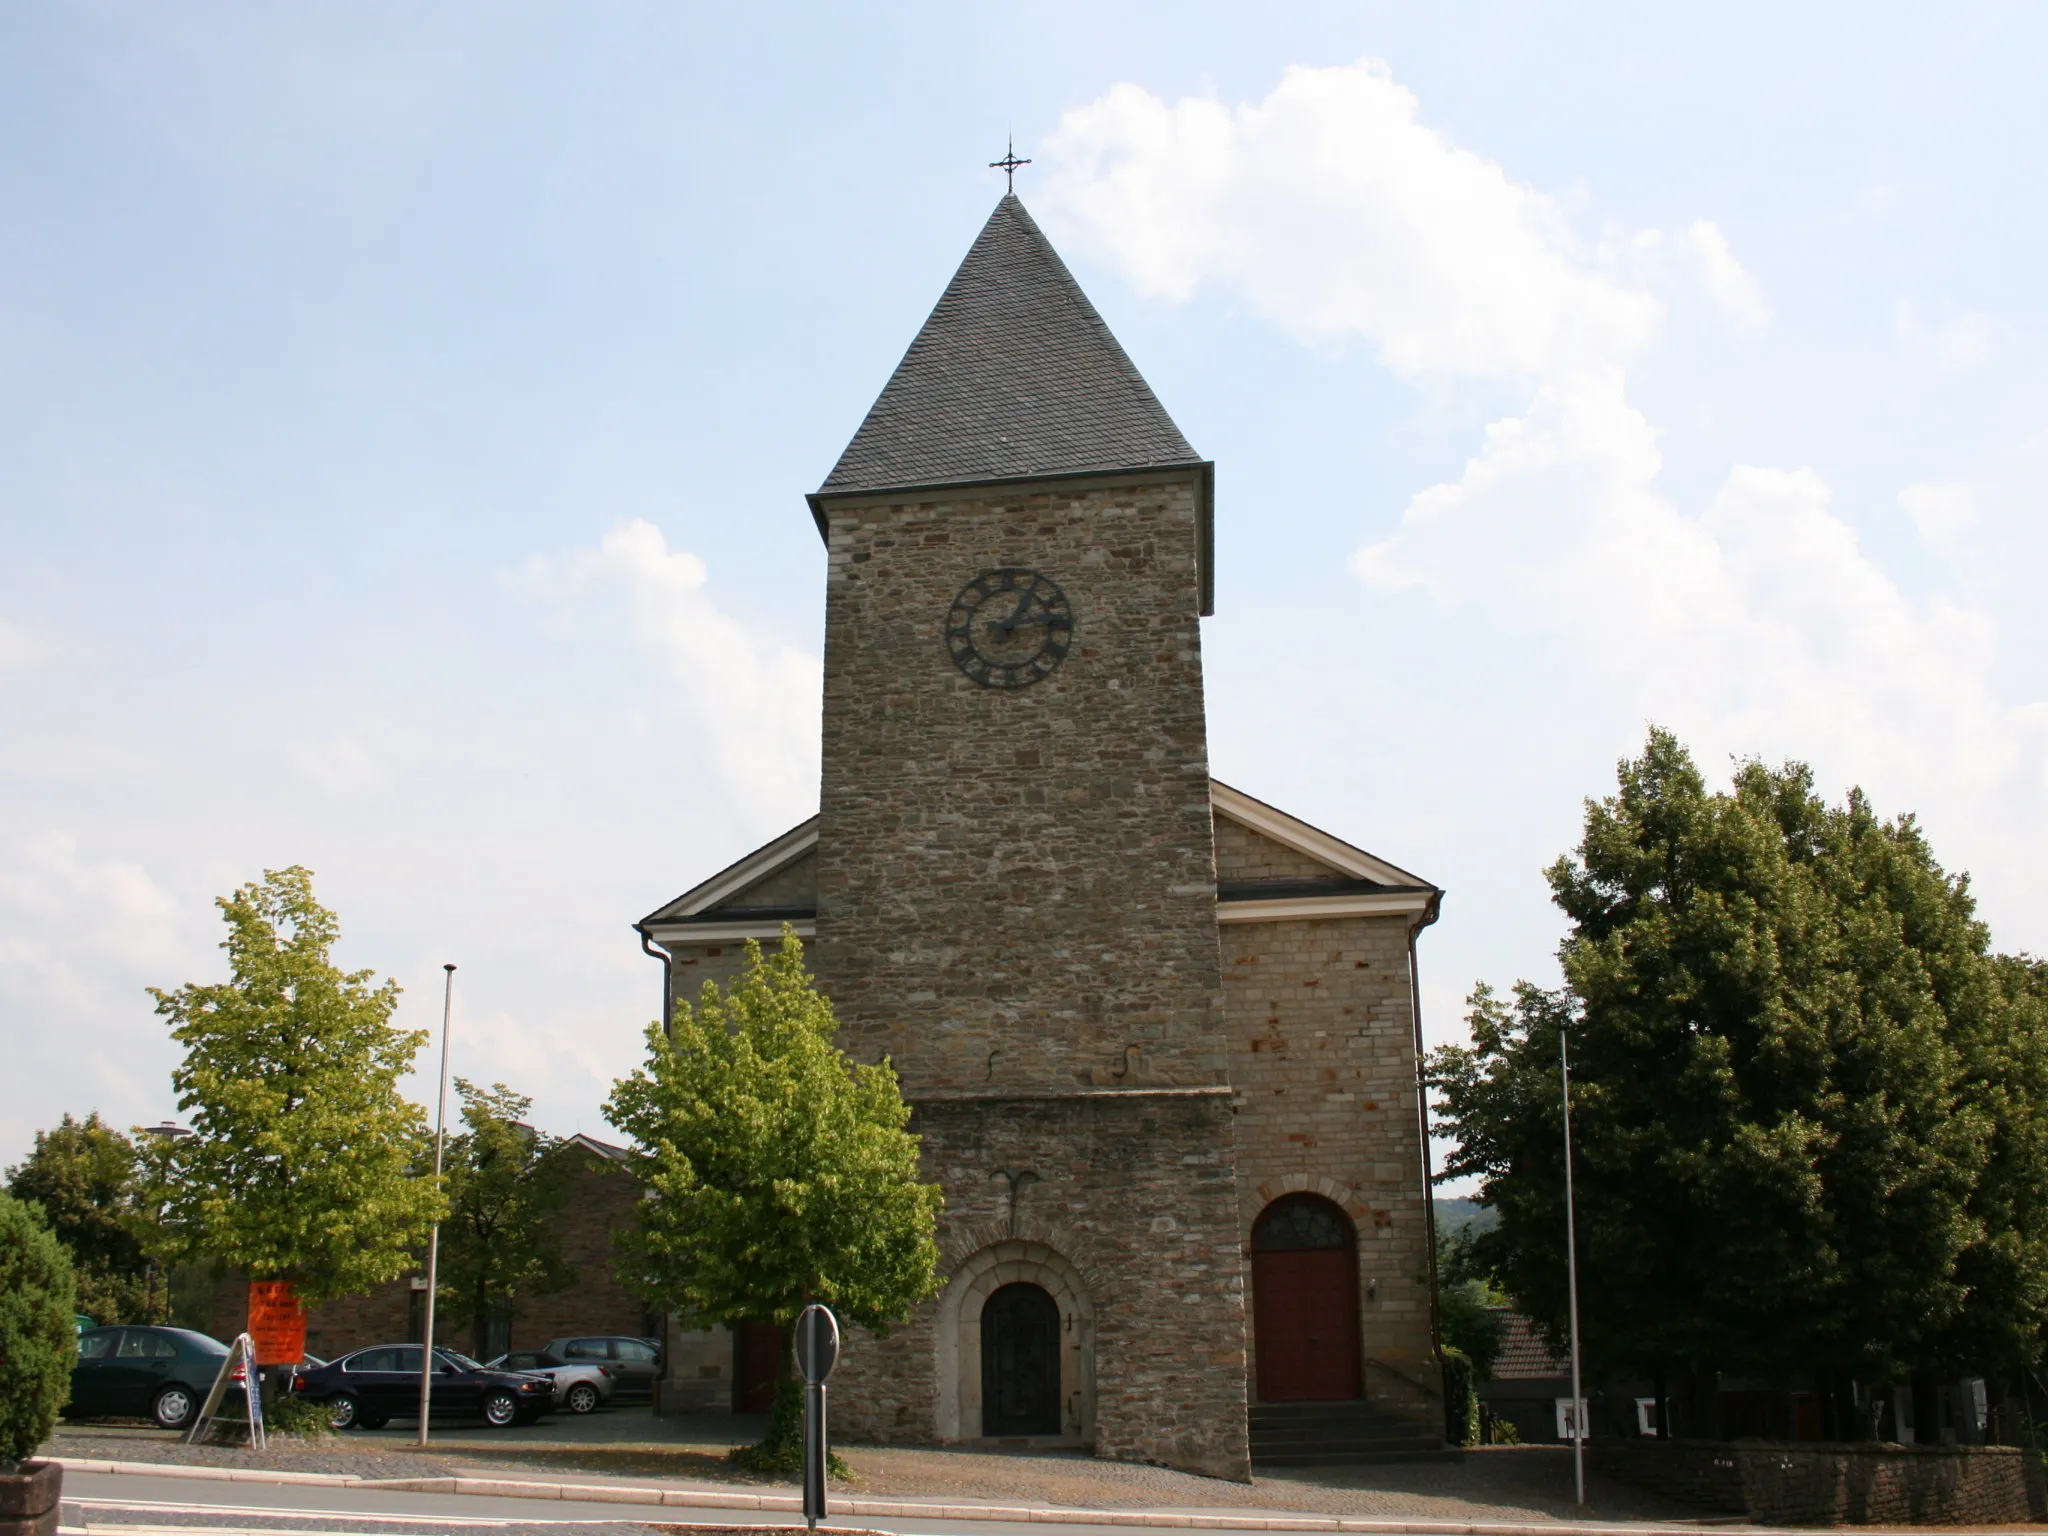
[981,1281,1061,1434]
[1251,1194,1362,1402]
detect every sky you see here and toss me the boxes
[3,2,2045,1170]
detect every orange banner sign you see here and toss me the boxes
[246,1280,307,1366]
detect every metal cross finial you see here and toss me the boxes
[990,136,1031,192]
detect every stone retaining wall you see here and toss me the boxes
[1589,1440,2047,1526]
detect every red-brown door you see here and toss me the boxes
[734,1321,783,1412]
[1251,1195,1362,1402]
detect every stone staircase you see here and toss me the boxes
[1249,1399,1456,1466]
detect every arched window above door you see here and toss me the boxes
[1252,1193,1353,1252]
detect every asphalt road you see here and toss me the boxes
[58,1470,1220,1536]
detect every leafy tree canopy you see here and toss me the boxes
[1436,1225,1508,1378]
[1431,728,2048,1384]
[5,1112,150,1325]
[143,866,443,1304]
[605,929,943,1334]
[437,1079,576,1358]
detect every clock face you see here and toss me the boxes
[945,568,1073,689]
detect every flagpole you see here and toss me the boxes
[417,963,455,1446]
[1562,1025,1586,1506]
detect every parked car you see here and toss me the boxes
[292,1345,554,1429]
[486,1350,614,1414]
[66,1325,230,1431]
[542,1336,663,1400]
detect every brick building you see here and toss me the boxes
[637,195,1443,1476]
[201,1135,652,1362]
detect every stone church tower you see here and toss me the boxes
[638,195,1444,1478]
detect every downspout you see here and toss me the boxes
[638,926,674,1038]
[1408,892,1446,1368]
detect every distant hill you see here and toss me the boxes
[1434,1196,1499,1237]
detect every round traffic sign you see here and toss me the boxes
[795,1303,840,1384]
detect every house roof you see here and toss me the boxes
[809,197,1213,607]
[1489,1308,1571,1381]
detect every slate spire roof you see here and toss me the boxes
[814,195,1206,504]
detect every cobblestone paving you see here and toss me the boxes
[46,1427,1706,1526]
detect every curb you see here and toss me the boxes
[51,1458,1760,1535]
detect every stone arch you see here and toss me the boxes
[935,1239,1095,1443]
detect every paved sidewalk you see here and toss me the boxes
[47,1422,1709,1528]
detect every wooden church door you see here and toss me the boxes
[981,1282,1061,1434]
[1251,1195,1362,1402]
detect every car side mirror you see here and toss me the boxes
[441,1363,458,1374]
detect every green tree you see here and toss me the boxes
[437,1079,576,1359]
[1431,729,2046,1426]
[143,866,443,1306]
[0,1189,77,1470]
[604,929,943,1469]
[5,1113,150,1325]
[1435,1225,1507,1378]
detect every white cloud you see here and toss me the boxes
[1044,57,2046,940]
[511,519,820,817]
[1682,219,1770,334]
[1897,301,1992,372]
[1900,480,1981,565]
[0,830,196,1141]
[1039,63,1660,379]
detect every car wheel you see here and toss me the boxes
[327,1393,359,1430]
[151,1385,197,1431]
[482,1389,520,1428]
[564,1382,600,1415]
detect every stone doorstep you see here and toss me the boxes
[47,1461,1858,1536]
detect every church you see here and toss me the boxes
[635,192,1444,1479]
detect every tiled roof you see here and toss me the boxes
[1490,1308,1571,1381]
[816,194,1203,500]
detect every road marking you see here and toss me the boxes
[65,1499,602,1528]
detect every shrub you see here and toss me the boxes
[0,1190,78,1470]
[1441,1345,1480,1448]
[263,1390,335,1440]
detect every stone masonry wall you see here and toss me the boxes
[811,471,1248,1478]
[1222,902,1437,1422]
[813,473,1226,1091]
[1591,1440,2048,1526]
[830,1093,1251,1479]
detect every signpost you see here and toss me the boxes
[794,1303,840,1533]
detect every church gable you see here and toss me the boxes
[1214,815,1343,884]
[638,817,818,942]
[717,847,817,914]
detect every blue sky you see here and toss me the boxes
[4,3,2044,1167]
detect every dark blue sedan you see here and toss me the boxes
[66,1326,230,1430]
[292,1345,554,1429]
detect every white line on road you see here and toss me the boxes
[65,1498,606,1527]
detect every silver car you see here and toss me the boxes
[486,1349,614,1414]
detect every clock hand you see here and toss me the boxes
[989,585,1039,640]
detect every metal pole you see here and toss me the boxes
[1562,1026,1586,1506]
[417,963,455,1446]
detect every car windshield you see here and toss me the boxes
[435,1349,483,1371]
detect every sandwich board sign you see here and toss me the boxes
[185,1332,266,1449]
